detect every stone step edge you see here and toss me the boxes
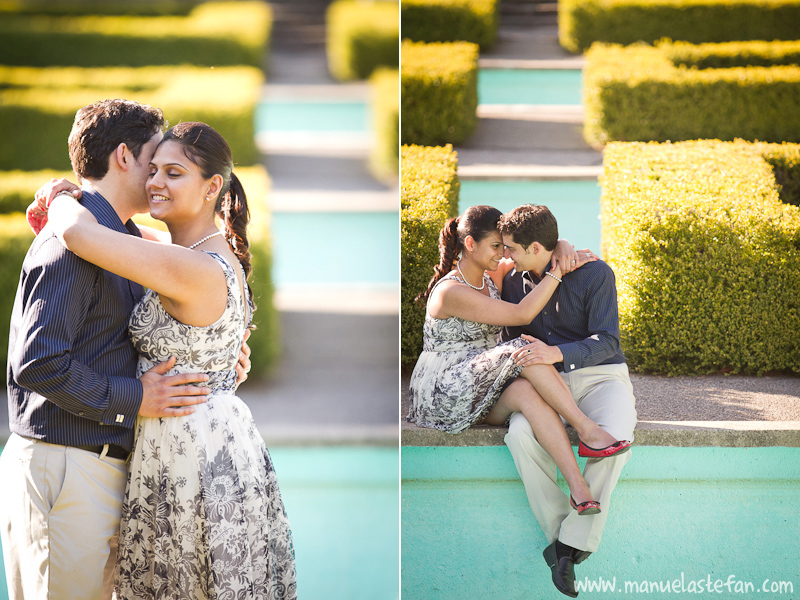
[457,164,602,180]
[273,284,399,315]
[478,104,584,120]
[260,82,369,101]
[256,131,372,157]
[270,189,398,213]
[480,58,585,70]
[401,421,800,447]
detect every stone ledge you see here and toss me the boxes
[401,372,800,447]
[478,58,585,70]
[401,421,800,447]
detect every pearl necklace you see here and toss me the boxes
[188,230,223,250]
[457,259,486,291]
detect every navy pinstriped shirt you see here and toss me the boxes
[6,188,144,451]
[500,260,626,373]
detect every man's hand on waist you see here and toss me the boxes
[139,356,210,418]
[512,334,563,368]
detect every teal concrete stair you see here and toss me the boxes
[402,444,800,600]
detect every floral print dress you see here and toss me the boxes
[407,273,528,434]
[117,252,296,600]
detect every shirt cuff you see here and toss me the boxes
[558,343,582,373]
[102,376,143,429]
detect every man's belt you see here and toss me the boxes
[77,444,130,461]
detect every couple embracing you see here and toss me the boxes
[407,204,638,598]
[1,99,296,599]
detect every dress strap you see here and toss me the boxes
[201,251,252,325]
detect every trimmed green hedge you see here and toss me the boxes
[0,166,280,381]
[584,41,800,146]
[401,40,479,146]
[0,170,72,214]
[601,140,800,376]
[0,2,271,67]
[326,0,399,81]
[370,68,400,179]
[665,39,800,70]
[401,144,460,368]
[0,65,263,171]
[401,0,498,50]
[0,1,197,16]
[559,0,800,54]
[759,142,800,208]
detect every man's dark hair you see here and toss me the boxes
[68,99,165,180]
[498,204,559,251]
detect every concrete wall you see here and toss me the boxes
[402,446,800,600]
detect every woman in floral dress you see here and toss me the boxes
[408,205,627,514]
[49,122,296,599]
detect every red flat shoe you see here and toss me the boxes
[578,439,631,459]
[570,495,601,516]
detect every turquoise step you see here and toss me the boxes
[402,446,800,600]
[270,212,399,285]
[479,69,583,106]
[459,180,602,255]
[256,100,369,133]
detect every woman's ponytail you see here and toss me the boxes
[219,172,252,299]
[414,205,503,305]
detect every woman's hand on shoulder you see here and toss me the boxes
[552,239,598,274]
[48,191,97,246]
[28,178,82,235]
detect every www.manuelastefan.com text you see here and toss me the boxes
[575,573,794,595]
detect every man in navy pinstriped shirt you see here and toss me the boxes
[498,205,638,598]
[0,100,213,600]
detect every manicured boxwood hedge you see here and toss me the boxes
[0,170,73,214]
[665,39,800,69]
[584,41,800,146]
[401,144,460,368]
[0,65,263,171]
[560,0,800,54]
[401,40,479,146]
[401,0,498,50]
[0,166,280,381]
[370,68,400,180]
[326,0,399,81]
[0,1,271,67]
[602,140,800,376]
[0,1,196,16]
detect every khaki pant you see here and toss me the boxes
[505,363,637,553]
[0,434,127,600]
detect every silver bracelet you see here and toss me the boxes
[545,271,562,283]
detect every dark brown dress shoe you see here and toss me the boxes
[574,549,592,565]
[543,540,578,598]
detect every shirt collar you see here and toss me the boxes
[80,187,141,238]
[522,270,536,293]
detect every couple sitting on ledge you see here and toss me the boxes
[407,204,637,598]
